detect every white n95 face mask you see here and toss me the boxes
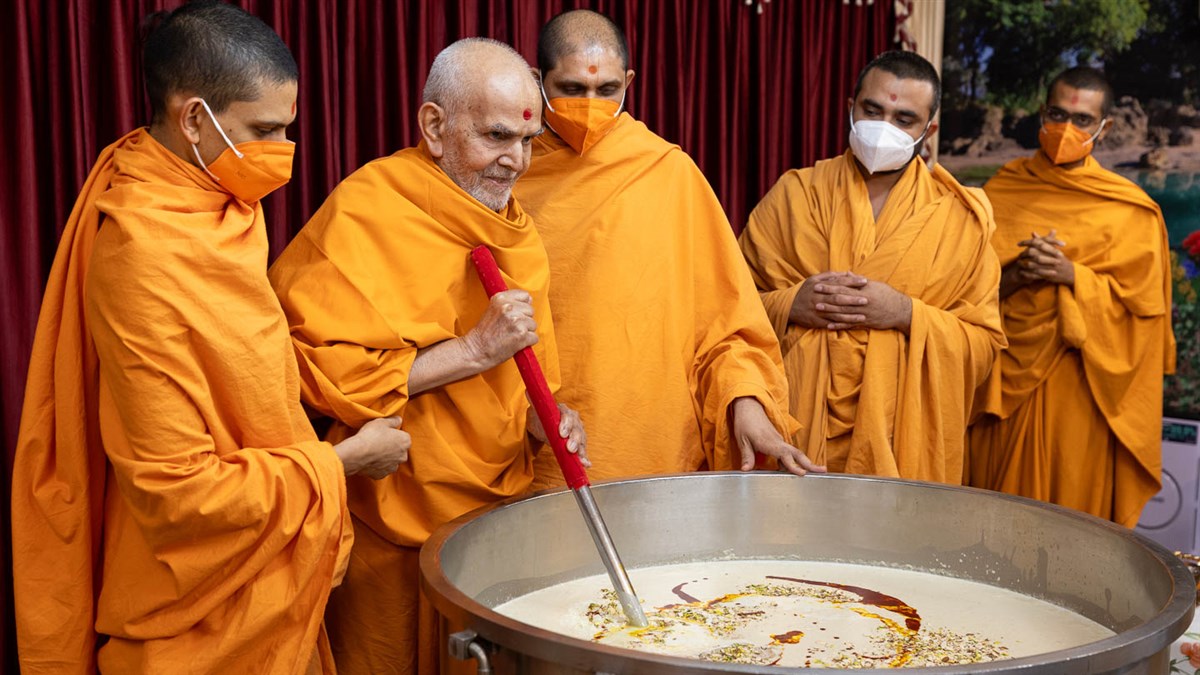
[847,112,929,174]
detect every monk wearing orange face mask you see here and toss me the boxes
[515,10,820,487]
[968,67,1175,527]
[9,4,411,674]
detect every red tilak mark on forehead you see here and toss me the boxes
[588,65,598,74]
[523,108,532,120]
[889,94,897,101]
[1070,94,1079,104]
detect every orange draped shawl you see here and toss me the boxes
[969,152,1174,526]
[740,151,1005,482]
[513,115,796,487]
[269,143,557,549]
[269,143,557,675]
[10,128,349,674]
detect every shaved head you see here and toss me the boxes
[854,50,941,117]
[142,0,297,124]
[537,9,629,75]
[1048,67,1114,117]
[419,38,543,211]
[424,38,537,115]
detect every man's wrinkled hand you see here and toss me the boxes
[527,402,590,467]
[334,415,411,479]
[731,398,825,477]
[463,289,539,370]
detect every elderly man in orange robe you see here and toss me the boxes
[514,10,820,488]
[269,38,587,675]
[967,67,1175,527]
[740,51,1005,483]
[9,4,410,674]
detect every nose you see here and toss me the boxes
[497,140,527,174]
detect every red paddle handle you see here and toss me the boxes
[470,245,590,490]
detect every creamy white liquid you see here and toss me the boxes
[495,560,1114,668]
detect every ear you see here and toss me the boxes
[847,97,855,115]
[1096,118,1111,143]
[624,69,636,89]
[176,95,207,146]
[418,102,449,158]
[926,120,939,139]
[531,67,543,85]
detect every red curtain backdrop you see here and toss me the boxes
[0,1,893,669]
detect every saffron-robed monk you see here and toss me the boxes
[968,66,1174,527]
[11,3,409,673]
[740,50,1006,483]
[515,10,820,487]
[269,37,587,675]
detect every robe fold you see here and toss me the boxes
[968,152,1174,527]
[740,151,1005,482]
[269,142,558,675]
[11,128,349,674]
[514,114,797,487]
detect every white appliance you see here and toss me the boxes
[1136,416,1200,554]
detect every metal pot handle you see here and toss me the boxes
[448,629,493,675]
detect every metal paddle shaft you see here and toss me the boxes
[572,484,645,627]
[469,245,648,628]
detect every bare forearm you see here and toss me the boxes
[408,338,488,395]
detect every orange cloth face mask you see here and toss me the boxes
[191,98,294,203]
[1039,119,1106,165]
[541,83,624,155]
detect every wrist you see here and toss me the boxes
[999,265,1022,299]
[895,295,913,333]
[730,396,763,423]
[526,409,548,442]
[332,437,361,475]
[459,333,491,372]
[787,282,810,327]
[1003,263,1022,286]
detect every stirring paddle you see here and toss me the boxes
[470,245,649,628]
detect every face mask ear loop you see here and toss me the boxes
[539,80,565,141]
[1086,118,1109,145]
[191,144,222,182]
[198,98,244,159]
[912,119,933,149]
[614,86,627,118]
[539,79,557,114]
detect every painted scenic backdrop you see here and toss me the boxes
[937,0,1200,419]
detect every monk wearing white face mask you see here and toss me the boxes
[739,50,1006,483]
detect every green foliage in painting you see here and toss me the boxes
[943,0,1150,111]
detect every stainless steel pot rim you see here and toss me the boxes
[419,472,1197,674]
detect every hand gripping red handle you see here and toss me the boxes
[470,245,590,489]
